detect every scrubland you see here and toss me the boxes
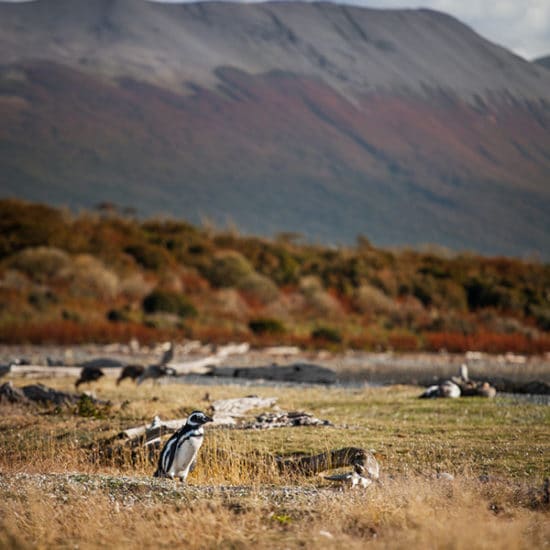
[0,375,548,549]
[1,199,549,354]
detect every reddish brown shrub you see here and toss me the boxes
[423,332,550,354]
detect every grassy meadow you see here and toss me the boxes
[0,373,548,548]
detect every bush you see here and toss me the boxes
[311,326,342,343]
[119,273,153,301]
[64,255,119,300]
[529,305,550,331]
[206,251,254,287]
[142,289,197,318]
[248,318,286,335]
[299,276,344,317]
[238,273,279,304]
[0,199,69,258]
[106,308,133,323]
[28,289,58,310]
[353,284,398,316]
[125,243,170,270]
[8,247,71,283]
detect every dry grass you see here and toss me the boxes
[0,375,548,548]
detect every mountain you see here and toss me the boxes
[534,55,550,70]
[1,0,549,258]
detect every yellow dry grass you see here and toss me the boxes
[0,374,548,549]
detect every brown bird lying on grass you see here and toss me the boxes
[75,366,104,388]
[116,364,145,385]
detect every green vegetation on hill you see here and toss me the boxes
[0,199,549,352]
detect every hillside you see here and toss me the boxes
[534,55,550,70]
[1,0,550,257]
[0,199,549,352]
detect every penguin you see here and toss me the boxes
[153,410,213,482]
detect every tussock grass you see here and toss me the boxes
[0,375,548,548]
[0,474,548,549]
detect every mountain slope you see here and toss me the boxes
[534,55,550,70]
[1,0,549,257]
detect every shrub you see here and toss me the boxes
[387,331,419,351]
[209,288,250,319]
[248,318,286,335]
[0,269,31,291]
[125,243,170,270]
[206,251,254,288]
[0,199,69,258]
[64,255,119,300]
[8,247,71,283]
[311,326,342,343]
[142,289,197,318]
[464,278,518,310]
[28,289,58,310]
[119,273,153,301]
[106,307,133,323]
[238,273,279,305]
[299,276,344,317]
[352,284,398,316]
[529,305,550,331]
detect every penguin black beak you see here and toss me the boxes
[204,415,213,423]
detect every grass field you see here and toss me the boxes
[0,374,549,549]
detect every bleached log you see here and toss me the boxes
[263,346,301,356]
[9,365,83,378]
[215,342,250,357]
[244,411,332,429]
[211,396,277,418]
[119,417,187,442]
[277,447,380,480]
[169,356,222,374]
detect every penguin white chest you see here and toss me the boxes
[169,432,204,480]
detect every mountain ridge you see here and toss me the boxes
[1,0,549,257]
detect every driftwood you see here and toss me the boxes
[0,381,109,407]
[95,398,333,466]
[211,396,278,424]
[492,379,550,395]
[277,447,380,482]
[244,411,332,429]
[206,363,337,385]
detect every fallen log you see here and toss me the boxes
[211,396,277,424]
[94,402,333,466]
[0,381,109,407]
[277,447,380,481]
[491,379,550,395]
[244,411,332,429]
[206,362,337,385]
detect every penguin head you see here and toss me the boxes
[187,410,213,426]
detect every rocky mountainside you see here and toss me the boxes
[534,56,550,70]
[1,0,549,257]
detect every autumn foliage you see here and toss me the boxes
[0,199,549,353]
